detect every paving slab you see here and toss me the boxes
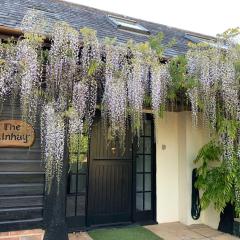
[69,232,92,240]
[145,222,239,240]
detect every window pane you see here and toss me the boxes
[77,196,85,216]
[145,155,151,172]
[144,192,152,210]
[144,137,151,154]
[145,173,151,191]
[69,175,76,193]
[69,159,78,173]
[77,175,86,193]
[66,196,76,217]
[78,160,87,173]
[145,120,152,136]
[136,155,143,172]
[137,137,144,154]
[69,134,89,153]
[136,193,143,211]
[136,174,143,191]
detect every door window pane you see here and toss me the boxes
[77,175,86,193]
[144,137,151,154]
[66,196,75,217]
[69,160,77,173]
[78,160,87,173]
[145,120,152,136]
[145,155,151,172]
[77,196,85,216]
[144,192,152,210]
[136,174,143,191]
[136,155,143,172]
[145,173,151,191]
[137,137,144,154]
[136,193,143,211]
[69,175,76,193]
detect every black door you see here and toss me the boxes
[87,118,133,226]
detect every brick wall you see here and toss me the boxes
[0,229,44,240]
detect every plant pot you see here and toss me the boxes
[233,218,240,237]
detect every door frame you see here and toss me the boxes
[66,113,157,230]
[132,114,157,223]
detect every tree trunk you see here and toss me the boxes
[43,120,69,240]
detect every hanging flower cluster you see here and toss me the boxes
[46,22,79,112]
[151,63,171,115]
[20,9,46,34]
[126,47,146,137]
[186,46,219,127]
[102,43,127,144]
[16,38,41,124]
[41,104,65,191]
[0,41,17,98]
[69,80,88,134]
[0,35,43,124]
[80,28,100,130]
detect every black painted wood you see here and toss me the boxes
[0,196,43,208]
[0,183,44,196]
[0,160,43,172]
[0,150,42,160]
[0,207,43,221]
[87,118,133,226]
[0,218,43,232]
[0,101,44,231]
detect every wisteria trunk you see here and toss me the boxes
[43,119,69,240]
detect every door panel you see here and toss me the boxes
[87,119,133,226]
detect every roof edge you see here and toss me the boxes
[55,0,216,39]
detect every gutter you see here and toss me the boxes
[0,25,22,37]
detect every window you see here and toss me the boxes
[66,133,88,217]
[136,118,153,212]
[185,33,227,49]
[184,33,215,44]
[108,15,150,35]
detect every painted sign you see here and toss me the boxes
[0,120,35,147]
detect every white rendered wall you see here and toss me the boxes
[155,111,220,228]
[155,112,179,223]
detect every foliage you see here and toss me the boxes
[151,64,171,115]
[168,55,196,101]
[69,133,89,163]
[0,11,239,201]
[194,139,240,213]
[185,30,240,215]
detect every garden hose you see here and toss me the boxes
[191,168,201,220]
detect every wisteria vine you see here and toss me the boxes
[186,38,240,214]
[0,12,239,199]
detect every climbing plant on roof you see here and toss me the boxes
[0,12,239,214]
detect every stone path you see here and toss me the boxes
[145,222,239,240]
[1,223,238,240]
[69,232,93,240]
